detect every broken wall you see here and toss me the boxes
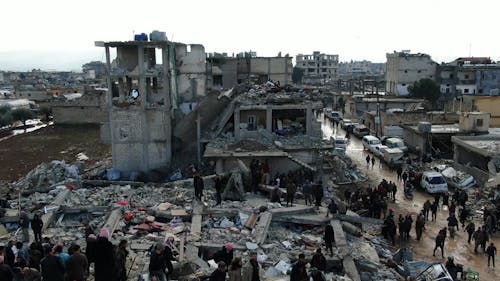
[110,109,171,172]
[216,157,301,177]
[175,44,206,102]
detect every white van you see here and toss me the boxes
[362,136,381,151]
[385,137,408,152]
[420,171,448,194]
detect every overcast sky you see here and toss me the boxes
[1,0,499,71]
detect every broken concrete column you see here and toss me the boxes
[306,103,312,137]
[266,106,272,132]
[102,207,123,235]
[253,212,272,245]
[331,220,361,281]
[41,189,71,231]
[341,221,362,237]
[234,108,240,140]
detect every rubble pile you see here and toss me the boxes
[324,152,367,184]
[14,160,82,191]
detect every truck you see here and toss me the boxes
[383,125,404,138]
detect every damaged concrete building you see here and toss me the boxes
[206,52,292,89]
[96,39,207,174]
[202,83,325,178]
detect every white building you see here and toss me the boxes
[385,51,437,96]
[295,51,339,84]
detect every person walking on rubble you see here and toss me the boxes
[209,261,227,281]
[113,239,129,281]
[290,253,308,281]
[312,182,323,209]
[324,225,335,256]
[365,155,371,168]
[310,248,326,271]
[193,171,204,201]
[228,257,242,281]
[94,228,115,281]
[214,175,224,206]
[302,180,313,206]
[242,251,260,281]
[285,177,297,207]
[19,211,30,243]
[31,213,43,243]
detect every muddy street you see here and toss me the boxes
[320,114,500,279]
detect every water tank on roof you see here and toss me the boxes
[418,122,432,133]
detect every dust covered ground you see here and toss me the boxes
[0,124,110,182]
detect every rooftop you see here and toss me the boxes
[452,134,500,157]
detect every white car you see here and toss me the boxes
[372,145,388,158]
[420,171,448,194]
[385,137,408,152]
[332,137,348,150]
[362,135,381,151]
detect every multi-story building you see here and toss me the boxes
[338,60,385,79]
[438,57,500,97]
[82,61,107,79]
[385,51,437,96]
[206,52,292,89]
[295,51,339,84]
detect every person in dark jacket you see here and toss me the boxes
[40,249,65,281]
[19,211,30,243]
[193,172,204,201]
[285,178,297,207]
[312,183,323,208]
[214,175,224,206]
[149,242,167,281]
[4,241,15,267]
[114,240,129,281]
[487,242,497,267]
[214,243,234,268]
[85,234,97,265]
[31,213,43,242]
[65,244,88,281]
[209,261,227,281]
[324,225,334,256]
[290,254,308,281]
[433,227,447,258]
[465,221,475,244]
[0,256,13,281]
[94,228,115,281]
[310,248,326,271]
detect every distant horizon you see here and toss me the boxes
[1,49,496,73]
[1,0,499,72]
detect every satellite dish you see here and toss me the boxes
[131,89,139,99]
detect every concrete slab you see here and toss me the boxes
[272,214,331,225]
[269,205,315,217]
[41,189,71,231]
[254,212,272,244]
[102,207,123,235]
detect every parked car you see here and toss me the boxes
[381,147,404,167]
[331,137,348,150]
[344,122,359,133]
[362,135,381,151]
[340,119,352,129]
[385,137,408,152]
[372,145,388,158]
[416,263,454,281]
[330,111,342,122]
[353,125,370,138]
[437,166,477,190]
[420,171,448,194]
